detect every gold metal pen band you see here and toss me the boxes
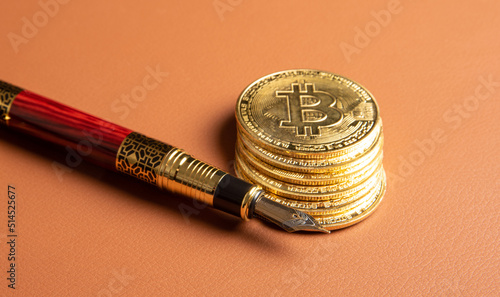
[116,132,227,207]
[157,147,227,206]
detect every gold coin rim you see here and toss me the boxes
[316,169,386,230]
[238,130,384,173]
[235,156,384,201]
[236,136,384,186]
[259,173,383,216]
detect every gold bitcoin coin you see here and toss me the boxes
[237,131,383,174]
[234,70,386,230]
[235,155,383,201]
[237,121,382,165]
[262,174,384,216]
[315,170,386,230]
[236,139,383,186]
[244,169,386,229]
[236,69,381,159]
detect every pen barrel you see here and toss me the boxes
[1,80,262,219]
[0,81,132,170]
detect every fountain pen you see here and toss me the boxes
[0,80,328,233]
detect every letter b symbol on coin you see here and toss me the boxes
[278,83,343,136]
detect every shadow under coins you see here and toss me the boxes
[0,128,284,251]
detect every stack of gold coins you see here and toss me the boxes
[234,69,386,230]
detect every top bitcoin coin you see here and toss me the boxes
[236,70,381,159]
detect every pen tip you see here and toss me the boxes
[281,211,331,234]
[253,195,330,233]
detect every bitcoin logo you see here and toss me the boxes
[277,83,343,136]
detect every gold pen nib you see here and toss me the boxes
[253,195,330,233]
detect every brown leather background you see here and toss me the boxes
[1,1,499,296]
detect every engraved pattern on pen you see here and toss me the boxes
[116,132,172,185]
[0,81,23,125]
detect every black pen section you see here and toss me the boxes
[213,174,254,218]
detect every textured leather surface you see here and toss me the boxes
[0,1,498,296]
